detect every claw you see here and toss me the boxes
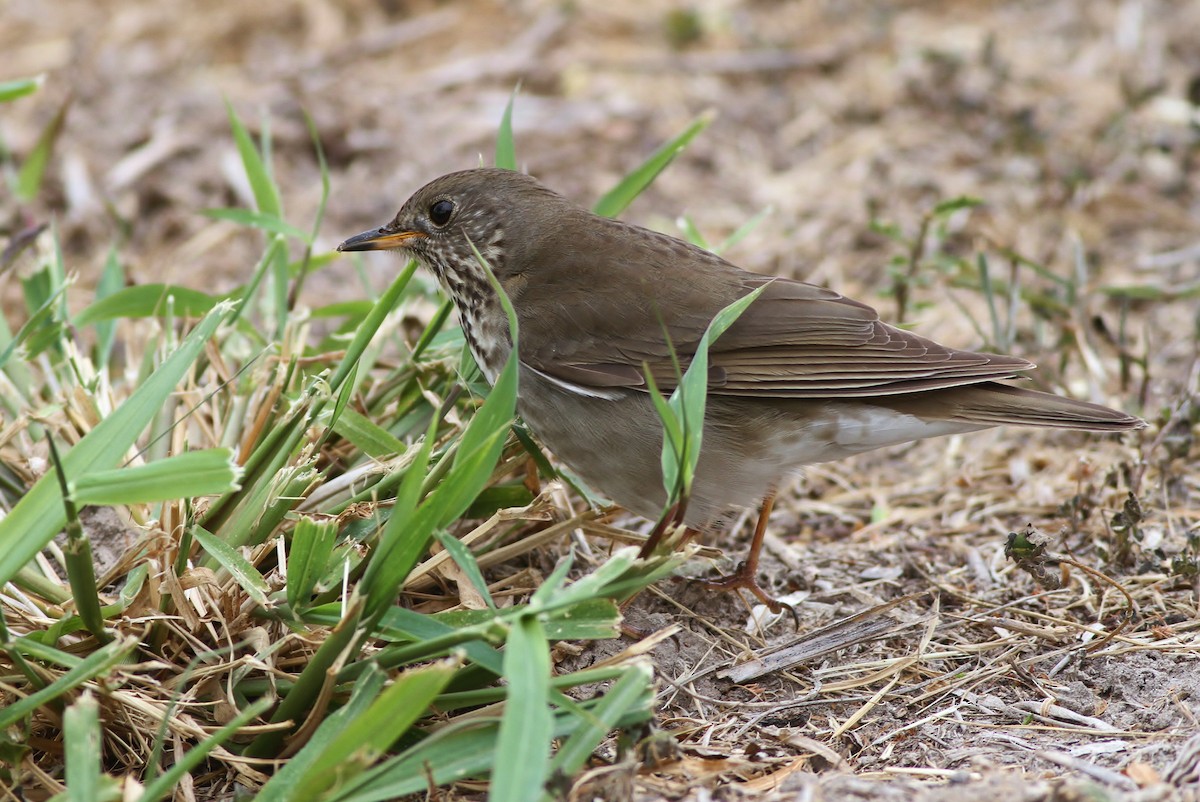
[700,561,800,625]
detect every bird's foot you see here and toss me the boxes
[699,562,798,624]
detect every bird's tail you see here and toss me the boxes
[886,382,1145,432]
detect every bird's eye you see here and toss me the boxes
[429,199,455,227]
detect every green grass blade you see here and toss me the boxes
[48,439,110,645]
[716,205,772,255]
[192,526,271,607]
[246,594,364,757]
[643,368,684,500]
[92,246,125,369]
[362,412,439,619]
[0,637,138,729]
[409,296,453,361]
[0,74,43,103]
[15,97,69,202]
[495,85,520,170]
[269,230,290,337]
[285,108,333,304]
[677,214,710,249]
[357,413,508,614]
[331,693,656,801]
[63,692,120,802]
[327,257,419,393]
[0,282,68,370]
[284,658,459,796]
[287,517,339,609]
[529,550,574,607]
[490,615,552,802]
[225,233,285,329]
[465,482,536,519]
[38,565,148,644]
[0,312,34,409]
[138,697,272,802]
[201,207,311,242]
[303,106,332,246]
[255,667,389,802]
[73,283,226,324]
[362,243,518,617]
[288,250,338,278]
[326,720,505,801]
[69,448,242,505]
[532,546,679,608]
[331,406,407,458]
[310,299,374,320]
[977,252,1003,349]
[544,662,653,786]
[663,282,767,500]
[226,101,282,217]
[0,301,233,587]
[433,530,496,610]
[932,196,983,216]
[19,230,60,312]
[591,110,714,218]
[333,603,506,680]
[432,598,620,643]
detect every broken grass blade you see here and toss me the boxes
[287,517,340,610]
[63,691,117,802]
[68,448,242,506]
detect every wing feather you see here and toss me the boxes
[510,215,1032,399]
[527,275,1032,398]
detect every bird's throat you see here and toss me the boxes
[458,297,511,385]
[417,248,512,385]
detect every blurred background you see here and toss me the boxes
[2,0,1195,308]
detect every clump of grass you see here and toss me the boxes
[0,87,709,800]
[872,185,1162,596]
[871,196,1152,407]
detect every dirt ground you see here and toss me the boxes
[4,0,1200,799]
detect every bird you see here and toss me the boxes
[338,167,1144,610]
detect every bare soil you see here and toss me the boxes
[4,0,1199,799]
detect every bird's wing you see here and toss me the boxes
[522,274,1033,399]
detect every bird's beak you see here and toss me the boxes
[337,227,426,252]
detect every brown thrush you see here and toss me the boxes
[339,168,1144,609]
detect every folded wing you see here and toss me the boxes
[527,274,1033,398]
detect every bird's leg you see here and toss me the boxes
[701,489,794,617]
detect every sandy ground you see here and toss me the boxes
[3,0,1200,799]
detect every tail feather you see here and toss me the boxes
[885,382,1145,433]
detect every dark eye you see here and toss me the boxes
[429,199,455,227]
